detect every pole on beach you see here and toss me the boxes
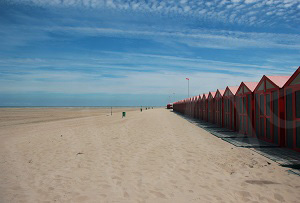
[186,78,190,98]
[111,107,112,116]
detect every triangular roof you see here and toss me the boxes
[208,91,216,99]
[283,66,300,87]
[202,93,209,99]
[224,86,239,96]
[254,75,290,92]
[236,82,259,95]
[266,76,290,88]
[243,82,259,92]
[218,89,225,96]
[215,89,225,98]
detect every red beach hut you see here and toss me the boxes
[236,82,258,136]
[208,91,216,123]
[202,93,209,121]
[194,95,201,119]
[191,96,197,118]
[215,89,225,127]
[223,86,239,131]
[284,67,300,152]
[254,75,290,146]
[199,95,204,120]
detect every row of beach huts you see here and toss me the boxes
[172,67,300,152]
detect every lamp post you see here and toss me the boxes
[186,78,190,98]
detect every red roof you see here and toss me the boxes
[202,93,209,98]
[266,76,290,88]
[227,86,239,95]
[243,82,259,92]
[217,89,225,96]
[284,66,300,87]
[209,91,216,98]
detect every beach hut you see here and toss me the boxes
[208,91,216,123]
[202,93,209,122]
[223,86,239,131]
[236,82,258,136]
[284,67,300,152]
[194,95,201,119]
[181,100,186,114]
[215,89,225,127]
[193,96,198,118]
[199,95,204,120]
[191,96,195,117]
[254,75,290,146]
[188,97,192,117]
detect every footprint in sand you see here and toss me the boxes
[76,195,89,201]
[179,168,190,173]
[274,193,285,202]
[124,191,130,198]
[245,180,278,185]
[149,190,167,199]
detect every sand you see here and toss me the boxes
[0,108,299,202]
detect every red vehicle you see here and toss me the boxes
[167,103,173,109]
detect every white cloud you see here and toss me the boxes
[244,0,258,3]
[7,0,300,27]
[40,26,300,50]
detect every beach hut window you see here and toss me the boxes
[296,91,300,118]
[273,91,279,144]
[286,88,293,148]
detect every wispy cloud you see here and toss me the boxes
[7,0,300,27]
[36,25,300,50]
[0,50,297,95]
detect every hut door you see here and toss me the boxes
[295,89,300,150]
[224,98,229,128]
[259,93,265,139]
[265,93,272,142]
[287,88,300,150]
[286,88,293,148]
[239,96,247,134]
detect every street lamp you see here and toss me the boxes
[186,78,190,98]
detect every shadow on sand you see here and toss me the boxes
[171,110,300,176]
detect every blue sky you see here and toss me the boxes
[0,0,299,106]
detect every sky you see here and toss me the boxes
[0,0,299,106]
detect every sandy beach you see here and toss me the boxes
[0,108,299,202]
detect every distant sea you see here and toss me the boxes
[0,106,161,108]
